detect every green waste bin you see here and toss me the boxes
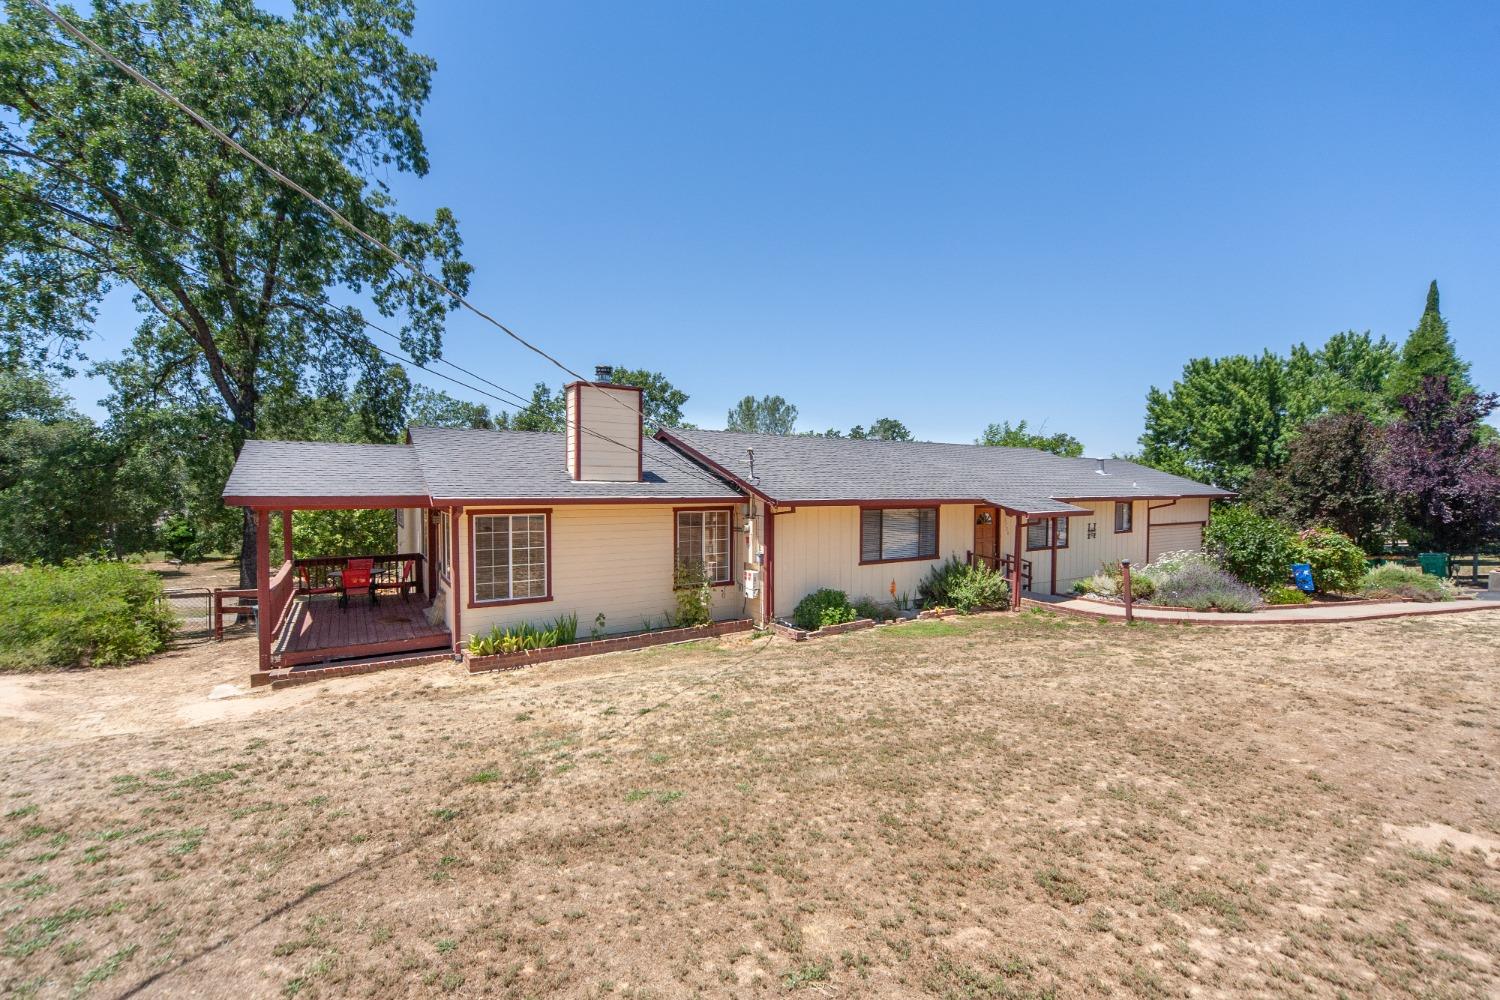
[1418,552,1449,578]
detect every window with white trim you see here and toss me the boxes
[675,509,732,584]
[473,513,548,602]
[1114,501,1133,533]
[438,511,450,578]
[860,508,938,562]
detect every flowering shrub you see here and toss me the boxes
[1139,551,1263,612]
[1358,563,1455,602]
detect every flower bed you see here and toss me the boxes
[769,607,958,642]
[465,618,753,673]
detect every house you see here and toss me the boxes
[223,372,1230,678]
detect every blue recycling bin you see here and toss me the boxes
[1291,562,1316,593]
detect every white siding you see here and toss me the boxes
[770,504,974,618]
[1052,502,1150,593]
[458,504,749,643]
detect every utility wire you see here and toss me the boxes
[3,176,738,491]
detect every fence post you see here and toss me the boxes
[1121,559,1134,624]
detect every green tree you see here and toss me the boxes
[407,385,494,429]
[850,417,912,441]
[0,0,470,587]
[977,419,1084,457]
[496,382,564,432]
[726,395,798,435]
[1284,330,1398,425]
[1385,281,1472,404]
[609,367,690,428]
[1139,352,1288,488]
[0,370,157,562]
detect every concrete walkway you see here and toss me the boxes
[1023,592,1500,625]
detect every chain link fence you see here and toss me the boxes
[159,587,215,641]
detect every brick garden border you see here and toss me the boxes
[769,607,962,642]
[260,650,455,689]
[465,618,754,673]
[1025,596,1499,626]
[1071,593,1407,614]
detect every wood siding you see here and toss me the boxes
[568,384,641,482]
[770,504,975,618]
[458,504,748,641]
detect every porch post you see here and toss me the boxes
[255,507,272,671]
[281,508,294,563]
[1011,514,1024,612]
[449,505,463,655]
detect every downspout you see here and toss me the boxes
[763,503,775,626]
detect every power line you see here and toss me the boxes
[24,0,653,436]
[3,176,737,491]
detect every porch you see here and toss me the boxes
[274,591,451,667]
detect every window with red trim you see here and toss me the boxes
[676,510,732,584]
[473,512,548,602]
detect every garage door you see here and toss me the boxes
[1149,522,1204,561]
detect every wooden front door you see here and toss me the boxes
[974,506,1000,568]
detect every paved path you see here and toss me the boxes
[1023,593,1500,625]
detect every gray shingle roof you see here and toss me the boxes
[408,426,743,502]
[223,440,430,503]
[658,429,1231,515]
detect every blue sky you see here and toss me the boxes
[67,1,1500,455]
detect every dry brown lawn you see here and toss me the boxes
[1,610,1498,999]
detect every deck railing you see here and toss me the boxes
[292,552,426,596]
[966,551,1032,591]
[266,559,297,636]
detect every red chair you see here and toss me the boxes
[396,559,419,602]
[339,558,376,609]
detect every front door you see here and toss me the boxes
[974,506,1000,569]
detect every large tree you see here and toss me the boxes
[1380,376,1500,551]
[851,417,912,442]
[977,419,1084,457]
[1385,281,1472,405]
[0,0,470,585]
[1261,409,1394,551]
[726,394,798,435]
[610,366,690,429]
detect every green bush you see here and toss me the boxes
[1297,529,1366,593]
[852,596,894,622]
[1203,503,1301,590]
[947,565,1011,613]
[1264,585,1312,606]
[467,615,578,657]
[917,557,1010,613]
[792,588,857,631]
[1138,550,1263,612]
[1099,561,1157,602]
[1359,563,1454,602]
[0,561,175,670]
[673,562,713,627]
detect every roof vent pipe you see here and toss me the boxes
[594,365,614,383]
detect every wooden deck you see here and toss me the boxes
[273,595,452,667]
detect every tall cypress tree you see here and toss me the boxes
[1385,281,1472,404]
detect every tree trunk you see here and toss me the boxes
[232,397,258,590]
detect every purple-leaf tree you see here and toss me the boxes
[1379,376,1500,551]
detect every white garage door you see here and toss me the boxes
[1149,522,1204,561]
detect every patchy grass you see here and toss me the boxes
[1,612,1498,996]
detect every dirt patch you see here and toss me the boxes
[1,612,1498,998]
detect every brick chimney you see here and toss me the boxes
[565,373,643,481]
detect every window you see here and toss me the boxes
[1025,518,1069,550]
[860,507,938,563]
[676,509,733,584]
[472,512,549,603]
[395,507,404,528]
[438,511,451,579]
[1114,502,1133,533]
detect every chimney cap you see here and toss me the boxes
[593,365,614,383]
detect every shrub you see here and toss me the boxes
[467,617,575,657]
[1203,503,1302,590]
[0,561,175,670]
[917,557,968,608]
[852,596,893,622]
[792,588,857,631]
[947,565,1011,613]
[917,557,1010,613]
[1139,551,1263,612]
[1264,585,1312,606]
[673,562,713,627]
[1297,529,1366,593]
[1358,562,1454,602]
[1099,561,1157,602]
